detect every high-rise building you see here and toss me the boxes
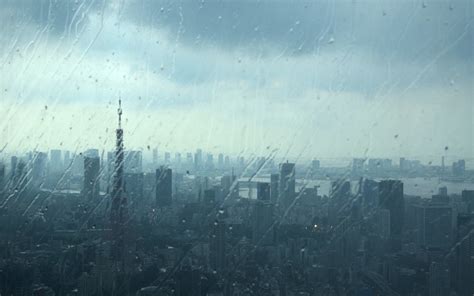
[414,202,452,249]
[64,151,71,168]
[352,158,365,176]
[252,201,275,246]
[378,180,404,250]
[362,179,379,210]
[311,159,320,171]
[175,153,182,164]
[206,153,214,170]
[194,149,202,171]
[257,182,270,201]
[186,153,193,166]
[461,190,474,213]
[50,149,62,173]
[374,208,391,239]
[124,173,144,202]
[270,174,279,203]
[84,149,99,158]
[156,166,172,207]
[83,156,100,200]
[218,153,224,169]
[429,262,450,296]
[328,179,351,226]
[209,220,226,272]
[279,162,295,210]
[224,155,230,168]
[31,152,47,188]
[452,159,466,176]
[164,152,171,164]
[399,157,406,172]
[125,150,142,173]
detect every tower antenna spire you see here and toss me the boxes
[118,95,123,129]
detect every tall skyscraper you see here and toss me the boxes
[279,162,295,210]
[110,99,128,261]
[156,166,172,207]
[83,156,100,200]
[378,180,404,251]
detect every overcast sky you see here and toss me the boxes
[0,0,472,163]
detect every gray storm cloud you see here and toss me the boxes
[0,0,472,162]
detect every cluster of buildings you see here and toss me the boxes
[0,104,473,296]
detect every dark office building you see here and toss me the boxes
[462,190,474,213]
[156,166,172,207]
[83,156,100,200]
[279,162,295,209]
[270,173,279,202]
[257,182,270,201]
[209,220,226,272]
[378,180,404,250]
[252,201,275,246]
[362,179,379,209]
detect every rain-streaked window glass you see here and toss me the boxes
[0,0,473,295]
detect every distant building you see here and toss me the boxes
[49,149,62,173]
[83,156,100,200]
[270,174,279,203]
[218,153,224,169]
[156,166,172,207]
[124,172,144,202]
[164,152,171,164]
[84,149,99,158]
[31,152,47,188]
[352,158,365,176]
[152,148,158,164]
[452,159,465,176]
[194,149,203,171]
[279,162,295,210]
[257,182,270,201]
[125,150,142,173]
